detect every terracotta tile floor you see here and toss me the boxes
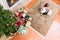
[25,0,38,9]
[52,0,60,6]
[10,27,43,40]
[55,10,60,22]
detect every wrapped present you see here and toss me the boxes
[24,18,29,23]
[15,11,21,17]
[21,28,28,36]
[21,13,27,18]
[17,26,24,33]
[17,26,28,36]
[26,21,31,27]
[25,15,32,20]
[16,18,23,27]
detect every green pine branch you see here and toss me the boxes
[0,5,17,37]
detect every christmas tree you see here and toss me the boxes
[0,5,17,37]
